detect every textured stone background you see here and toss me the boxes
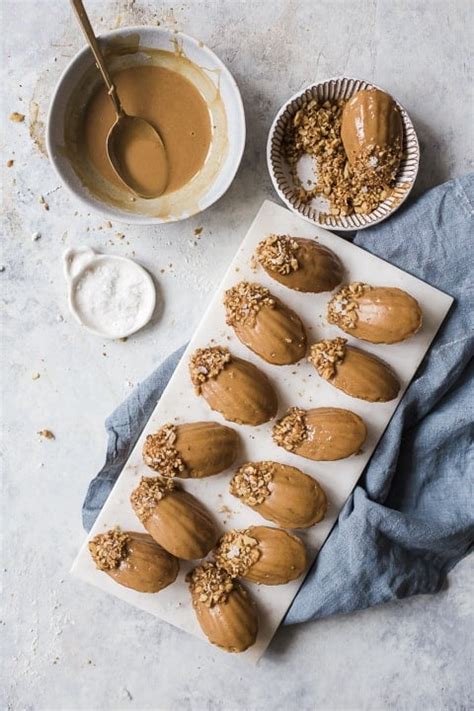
[1,1,473,709]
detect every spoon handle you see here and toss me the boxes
[70,0,124,117]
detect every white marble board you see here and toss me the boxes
[71,200,453,662]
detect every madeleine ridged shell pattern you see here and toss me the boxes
[267,77,420,231]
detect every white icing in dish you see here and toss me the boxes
[64,247,156,339]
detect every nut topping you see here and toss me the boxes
[189,346,231,392]
[224,281,275,327]
[88,529,129,571]
[272,407,309,451]
[308,337,347,379]
[327,282,369,330]
[143,424,186,477]
[186,562,235,607]
[255,234,300,275]
[130,476,176,522]
[229,462,274,505]
[214,530,261,578]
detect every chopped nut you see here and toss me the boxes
[142,424,187,477]
[229,461,274,505]
[38,429,55,440]
[189,345,231,393]
[9,112,25,122]
[7,159,14,167]
[308,337,347,379]
[31,372,41,380]
[327,282,369,330]
[214,529,261,577]
[130,476,176,522]
[272,408,309,451]
[224,281,275,327]
[255,234,300,275]
[89,529,129,570]
[186,562,235,607]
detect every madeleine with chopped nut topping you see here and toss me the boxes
[214,526,307,585]
[327,282,422,344]
[88,529,179,593]
[189,345,278,426]
[187,562,258,653]
[143,422,239,478]
[224,281,307,364]
[254,234,343,293]
[130,476,217,560]
[230,461,327,529]
[309,338,400,402]
[273,407,367,461]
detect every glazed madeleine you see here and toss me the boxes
[88,529,179,593]
[224,281,307,365]
[130,476,217,560]
[214,526,307,585]
[254,234,343,293]
[309,337,400,402]
[189,345,278,426]
[327,282,422,344]
[341,88,403,185]
[187,562,258,653]
[273,407,367,461]
[143,421,239,478]
[230,461,327,529]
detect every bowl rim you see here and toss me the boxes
[46,26,246,225]
[266,76,420,232]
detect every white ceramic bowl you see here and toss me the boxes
[267,77,420,231]
[47,27,245,224]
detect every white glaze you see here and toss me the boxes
[64,247,156,338]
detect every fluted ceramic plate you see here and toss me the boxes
[267,77,420,231]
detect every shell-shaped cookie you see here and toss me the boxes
[327,283,422,344]
[189,346,278,426]
[309,337,400,402]
[254,235,343,293]
[187,563,258,653]
[130,477,217,560]
[214,526,307,585]
[88,530,179,593]
[143,421,239,478]
[229,461,327,529]
[224,281,307,365]
[273,407,367,461]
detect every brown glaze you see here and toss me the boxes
[257,236,343,293]
[273,407,367,461]
[230,462,328,529]
[83,64,211,196]
[341,88,403,165]
[328,284,423,344]
[309,338,400,402]
[106,532,179,592]
[200,357,278,426]
[143,422,239,478]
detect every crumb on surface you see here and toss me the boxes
[9,112,25,122]
[38,429,55,440]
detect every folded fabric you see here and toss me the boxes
[83,174,474,624]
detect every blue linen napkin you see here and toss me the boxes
[83,175,474,623]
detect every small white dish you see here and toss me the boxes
[267,77,420,231]
[64,247,156,339]
[47,27,245,224]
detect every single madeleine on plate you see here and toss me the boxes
[273,407,367,461]
[229,461,327,529]
[309,337,400,402]
[130,476,217,560]
[327,282,422,344]
[143,421,239,478]
[214,526,307,585]
[254,234,343,292]
[189,345,278,425]
[88,529,179,593]
[224,281,307,364]
[187,562,258,653]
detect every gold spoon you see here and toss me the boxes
[71,0,169,199]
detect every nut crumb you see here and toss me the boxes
[130,476,176,522]
[194,227,203,236]
[10,112,25,122]
[89,529,129,570]
[31,372,41,380]
[308,337,347,379]
[255,234,299,275]
[142,424,187,477]
[189,345,231,392]
[229,461,274,506]
[327,283,369,330]
[186,562,234,607]
[272,408,309,451]
[224,281,275,327]
[38,429,55,440]
[214,529,261,577]
[7,159,14,167]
